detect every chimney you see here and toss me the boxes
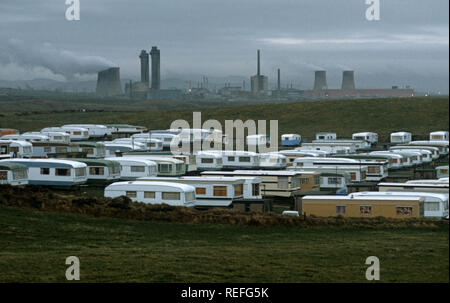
[139,50,149,87]
[150,46,161,90]
[257,49,260,76]
[96,67,123,97]
[277,68,281,91]
[313,70,327,90]
[341,70,355,90]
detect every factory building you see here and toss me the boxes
[96,67,123,97]
[250,50,268,96]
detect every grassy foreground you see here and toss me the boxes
[0,97,448,141]
[0,205,448,282]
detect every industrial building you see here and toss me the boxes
[96,67,123,97]
[250,50,268,96]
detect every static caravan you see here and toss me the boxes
[106,124,147,139]
[0,162,28,186]
[390,145,440,160]
[104,181,195,207]
[146,132,180,148]
[292,157,386,181]
[258,153,287,169]
[288,164,368,183]
[368,151,406,169]
[41,127,89,141]
[120,155,186,177]
[0,159,87,186]
[113,138,163,151]
[352,192,449,218]
[103,143,142,157]
[436,165,449,178]
[204,150,260,170]
[31,142,81,158]
[281,134,301,146]
[138,176,248,207]
[201,170,319,198]
[388,150,422,166]
[68,159,121,183]
[63,124,111,138]
[337,154,391,176]
[299,143,355,155]
[198,174,262,200]
[105,157,157,180]
[246,135,270,147]
[0,129,19,137]
[311,139,370,150]
[76,142,106,158]
[24,132,71,144]
[406,179,449,185]
[408,141,449,155]
[318,172,349,194]
[352,132,378,145]
[279,150,329,166]
[378,182,449,194]
[1,133,49,143]
[196,151,224,171]
[391,148,432,163]
[315,132,337,141]
[0,140,33,158]
[301,195,424,218]
[390,132,412,144]
[430,131,449,141]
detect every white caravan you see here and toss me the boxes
[390,132,412,144]
[105,157,158,180]
[0,140,33,158]
[352,132,378,145]
[63,124,111,138]
[105,181,195,207]
[0,162,28,186]
[429,131,449,141]
[41,127,89,141]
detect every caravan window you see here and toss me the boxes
[196,187,206,195]
[278,177,289,189]
[131,166,145,173]
[201,158,213,164]
[396,206,413,216]
[89,167,104,175]
[55,147,67,153]
[360,205,372,215]
[185,192,195,202]
[368,166,380,174]
[176,164,183,172]
[424,202,440,212]
[126,191,137,198]
[300,178,309,184]
[350,172,356,181]
[82,148,94,155]
[75,168,86,177]
[328,177,341,185]
[336,205,346,214]
[73,131,81,136]
[44,146,52,153]
[213,186,227,196]
[55,168,70,176]
[314,175,320,185]
[144,191,155,199]
[234,184,243,196]
[162,192,180,200]
[40,168,50,175]
[0,171,7,180]
[13,169,27,180]
[1,146,8,154]
[252,184,260,196]
[158,164,171,173]
[228,156,235,162]
[239,157,251,163]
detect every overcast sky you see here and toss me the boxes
[0,0,448,92]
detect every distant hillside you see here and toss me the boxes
[0,96,447,142]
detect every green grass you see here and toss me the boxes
[0,205,448,282]
[0,96,448,141]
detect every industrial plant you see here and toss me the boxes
[94,47,414,101]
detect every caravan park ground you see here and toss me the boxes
[0,205,448,282]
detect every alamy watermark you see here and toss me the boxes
[365,0,380,21]
[65,256,80,280]
[169,112,279,155]
[65,0,80,21]
[365,256,380,280]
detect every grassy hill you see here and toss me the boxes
[0,96,448,141]
[0,205,448,282]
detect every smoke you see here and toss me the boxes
[0,38,117,81]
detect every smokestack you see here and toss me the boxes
[257,49,260,76]
[139,50,149,87]
[150,46,161,90]
[96,67,123,97]
[313,70,327,90]
[341,70,355,90]
[277,68,281,91]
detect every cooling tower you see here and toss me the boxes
[96,67,123,97]
[341,70,355,90]
[150,46,161,90]
[313,71,327,90]
[139,50,149,87]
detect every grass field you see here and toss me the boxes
[0,205,448,283]
[0,96,448,141]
